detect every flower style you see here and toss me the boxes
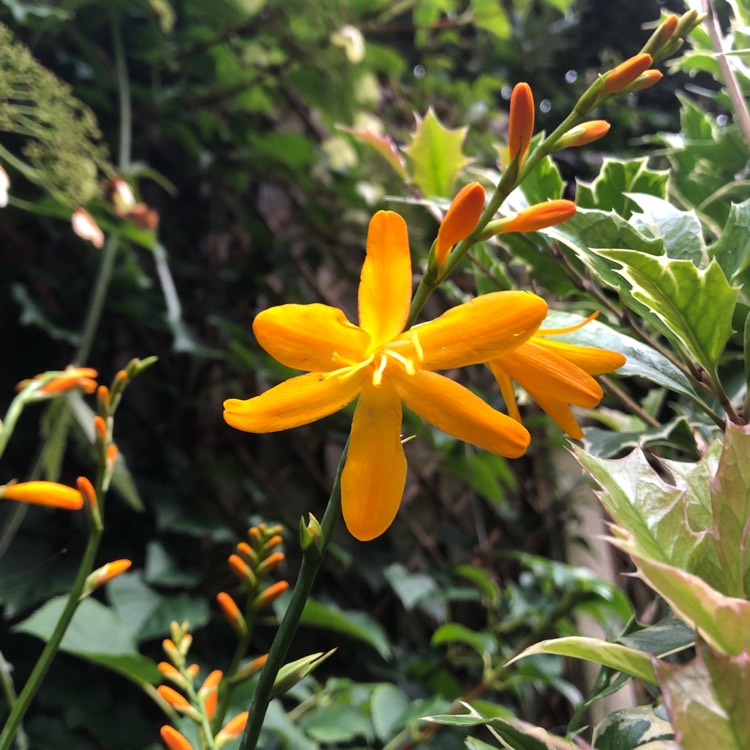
[224,210,548,540]
[487,315,626,439]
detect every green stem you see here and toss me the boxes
[110,7,131,171]
[0,651,26,750]
[239,442,348,750]
[0,525,103,750]
[211,630,251,734]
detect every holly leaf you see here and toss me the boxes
[655,644,750,750]
[596,249,737,375]
[709,199,750,281]
[338,126,407,179]
[576,157,668,215]
[403,108,470,197]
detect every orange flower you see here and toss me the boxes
[160,726,193,750]
[83,559,132,595]
[488,314,626,439]
[1,481,83,510]
[434,182,485,267]
[224,210,547,540]
[508,82,535,166]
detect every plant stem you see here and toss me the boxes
[0,524,103,750]
[239,441,348,749]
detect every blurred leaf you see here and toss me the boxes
[403,107,470,197]
[371,684,409,740]
[654,644,750,750]
[519,153,565,204]
[576,158,668,214]
[432,623,497,659]
[583,417,697,459]
[298,703,372,743]
[14,596,160,683]
[454,564,501,606]
[618,619,695,658]
[470,0,511,37]
[596,249,736,375]
[11,283,80,345]
[107,572,210,643]
[508,636,656,684]
[338,126,407,178]
[144,541,201,587]
[384,562,439,611]
[293,597,391,658]
[592,705,673,749]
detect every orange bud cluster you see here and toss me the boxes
[16,367,98,396]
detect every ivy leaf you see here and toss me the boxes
[596,249,737,375]
[655,644,750,750]
[576,157,668,215]
[403,108,470,197]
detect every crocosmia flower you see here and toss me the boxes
[224,210,548,540]
[488,315,626,439]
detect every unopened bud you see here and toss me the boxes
[76,476,98,514]
[198,669,222,720]
[235,541,259,567]
[434,182,485,268]
[216,592,247,636]
[82,559,131,598]
[508,82,535,167]
[300,513,324,553]
[158,661,188,689]
[215,712,249,747]
[162,638,182,667]
[94,416,108,444]
[622,69,663,93]
[1,481,83,511]
[97,385,110,414]
[257,552,285,577]
[251,581,289,611]
[602,53,653,96]
[228,554,257,588]
[554,121,611,151]
[160,726,193,750]
[641,15,679,56]
[228,653,268,686]
[270,649,336,699]
[480,200,576,237]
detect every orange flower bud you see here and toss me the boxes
[434,182,485,268]
[106,444,119,468]
[216,592,247,635]
[622,69,663,93]
[215,711,249,746]
[39,367,98,395]
[199,669,222,720]
[162,638,181,665]
[265,534,284,550]
[257,552,285,577]
[97,385,110,413]
[235,541,258,567]
[115,370,128,387]
[186,663,200,680]
[228,554,257,587]
[158,661,184,685]
[2,481,83,511]
[71,208,105,248]
[160,726,193,750]
[251,581,289,611]
[602,53,653,95]
[76,476,98,512]
[94,416,108,443]
[248,527,262,546]
[157,685,191,710]
[650,14,679,54]
[481,200,577,238]
[508,82,535,165]
[83,559,131,595]
[229,653,268,685]
[554,121,611,150]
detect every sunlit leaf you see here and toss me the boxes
[403,108,470,197]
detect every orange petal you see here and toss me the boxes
[2,481,83,510]
[358,211,412,347]
[224,369,368,433]
[253,304,370,372]
[487,363,521,423]
[532,337,626,376]
[533,396,584,440]
[395,370,530,458]
[400,291,547,370]
[341,381,406,541]
[494,340,604,409]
